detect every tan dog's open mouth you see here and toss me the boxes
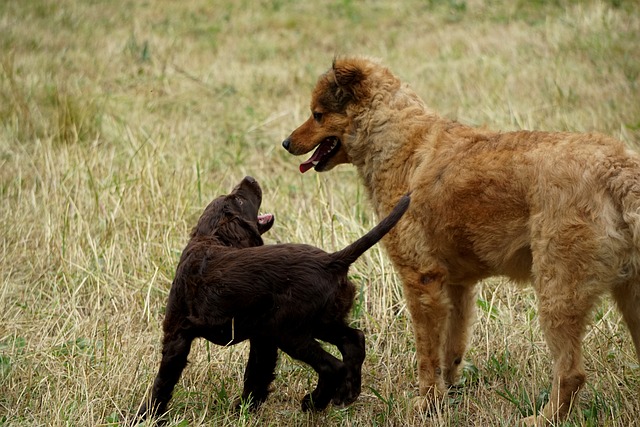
[299,137,341,173]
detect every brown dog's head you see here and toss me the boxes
[192,176,274,248]
[282,57,394,173]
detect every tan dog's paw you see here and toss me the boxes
[410,388,447,414]
[411,395,430,412]
[519,414,550,427]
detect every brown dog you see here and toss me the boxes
[138,176,410,420]
[282,57,640,425]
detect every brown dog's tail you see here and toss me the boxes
[329,193,411,269]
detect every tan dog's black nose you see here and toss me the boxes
[282,138,291,151]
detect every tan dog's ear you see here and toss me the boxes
[332,58,369,102]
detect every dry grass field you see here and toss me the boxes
[1,0,639,426]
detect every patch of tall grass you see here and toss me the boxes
[1,0,638,426]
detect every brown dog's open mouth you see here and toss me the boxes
[257,213,274,234]
[258,213,273,225]
[299,137,341,173]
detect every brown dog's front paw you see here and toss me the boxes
[135,404,148,420]
[134,401,162,424]
[232,397,245,412]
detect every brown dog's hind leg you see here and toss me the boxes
[442,284,477,387]
[317,324,366,406]
[278,335,346,412]
[612,280,640,362]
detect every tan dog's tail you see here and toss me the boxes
[605,155,640,250]
[329,193,411,269]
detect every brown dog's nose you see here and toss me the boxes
[282,138,291,151]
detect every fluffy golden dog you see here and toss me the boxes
[282,57,640,425]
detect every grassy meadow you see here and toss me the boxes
[1,0,639,425]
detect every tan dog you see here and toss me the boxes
[282,57,640,425]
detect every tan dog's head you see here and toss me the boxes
[282,57,385,173]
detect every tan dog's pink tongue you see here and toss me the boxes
[299,159,315,173]
[299,149,322,173]
[299,140,333,173]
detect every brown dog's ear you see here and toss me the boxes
[332,58,369,102]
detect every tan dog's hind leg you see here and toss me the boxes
[612,281,640,362]
[521,278,594,426]
[401,268,450,410]
[442,284,477,386]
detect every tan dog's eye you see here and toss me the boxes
[313,112,323,122]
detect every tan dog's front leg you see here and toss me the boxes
[401,268,450,409]
[442,284,477,386]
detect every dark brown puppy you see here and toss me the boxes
[138,176,410,420]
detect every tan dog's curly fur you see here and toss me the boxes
[282,57,640,425]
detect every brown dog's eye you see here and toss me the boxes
[313,112,323,122]
[234,197,243,206]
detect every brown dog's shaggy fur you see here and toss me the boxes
[138,176,410,420]
[282,57,640,425]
